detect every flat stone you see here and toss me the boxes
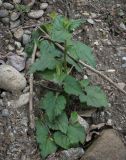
[0,65,26,91]
[0,10,9,18]
[2,109,9,117]
[28,10,44,19]
[10,12,20,21]
[3,3,14,10]
[14,28,24,41]
[40,3,48,10]
[81,129,126,160]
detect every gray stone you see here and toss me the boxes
[47,148,84,160]
[0,65,26,91]
[0,10,9,18]
[2,109,9,117]
[10,12,20,21]
[10,20,21,28]
[14,28,24,41]
[40,3,48,10]
[1,17,10,24]
[81,129,126,160]
[0,99,3,107]
[22,34,31,45]
[7,54,26,71]
[3,3,14,10]
[28,10,44,19]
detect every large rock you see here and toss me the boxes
[0,65,26,91]
[81,129,126,160]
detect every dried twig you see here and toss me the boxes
[29,42,37,129]
[39,28,126,95]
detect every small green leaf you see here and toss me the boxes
[80,86,108,107]
[50,15,72,42]
[80,79,90,88]
[54,131,70,149]
[41,92,66,121]
[63,75,83,96]
[47,112,68,134]
[67,123,85,145]
[69,112,78,124]
[35,120,57,158]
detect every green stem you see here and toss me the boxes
[64,40,67,72]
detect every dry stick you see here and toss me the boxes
[38,28,126,95]
[29,42,37,129]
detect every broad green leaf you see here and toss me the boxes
[54,131,70,149]
[41,92,66,121]
[80,79,90,88]
[51,30,72,42]
[50,15,72,42]
[30,40,61,73]
[35,120,57,158]
[63,75,83,96]
[67,41,96,68]
[79,86,108,107]
[47,112,68,134]
[69,112,78,124]
[67,123,85,145]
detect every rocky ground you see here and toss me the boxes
[0,0,126,160]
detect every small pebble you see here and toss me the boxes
[87,18,95,25]
[0,10,9,18]
[15,41,22,49]
[3,3,14,10]
[28,10,44,19]
[10,20,21,28]
[2,109,9,117]
[14,28,24,41]
[13,0,21,3]
[40,3,48,10]
[22,34,31,45]
[11,12,20,21]
[8,44,15,51]
[0,99,3,107]
[0,0,2,7]
[1,17,10,24]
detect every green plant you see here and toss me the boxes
[15,4,30,13]
[26,13,108,159]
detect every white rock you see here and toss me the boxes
[118,82,125,90]
[87,18,95,25]
[40,3,48,10]
[28,10,44,19]
[2,109,9,117]
[15,93,29,107]
[0,65,26,91]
